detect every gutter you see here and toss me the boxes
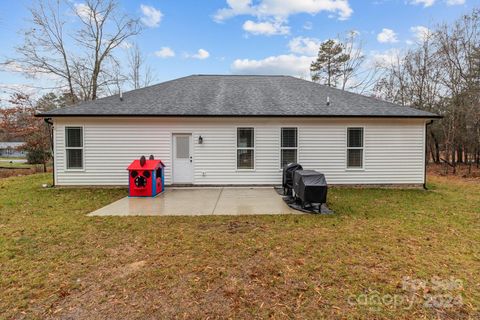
[423,119,434,189]
[44,118,55,187]
[35,113,444,119]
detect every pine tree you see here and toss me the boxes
[310,39,351,87]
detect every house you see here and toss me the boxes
[0,142,26,158]
[37,75,440,187]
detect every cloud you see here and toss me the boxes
[0,61,28,73]
[231,54,314,77]
[377,28,398,43]
[371,48,403,67]
[446,0,465,5]
[214,0,254,21]
[155,47,175,58]
[74,3,101,21]
[303,21,313,30]
[214,0,353,22]
[410,25,431,42]
[140,4,163,28]
[408,0,435,7]
[186,49,210,60]
[288,37,321,56]
[0,83,39,99]
[120,41,133,49]
[242,19,290,35]
[0,61,56,79]
[74,3,90,19]
[231,35,326,76]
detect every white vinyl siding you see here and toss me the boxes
[53,117,426,186]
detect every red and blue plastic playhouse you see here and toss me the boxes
[127,155,165,197]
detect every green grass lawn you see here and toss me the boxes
[0,157,26,161]
[0,161,32,169]
[1,174,479,319]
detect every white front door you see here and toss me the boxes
[172,134,193,184]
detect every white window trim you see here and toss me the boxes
[346,126,365,171]
[65,126,85,171]
[236,127,255,171]
[280,127,298,169]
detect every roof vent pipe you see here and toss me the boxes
[119,90,123,101]
[326,96,330,106]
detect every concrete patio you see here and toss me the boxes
[89,187,301,216]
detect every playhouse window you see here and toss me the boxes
[65,127,83,169]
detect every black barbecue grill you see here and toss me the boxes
[293,170,328,209]
[282,163,303,195]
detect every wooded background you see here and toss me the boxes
[0,1,479,172]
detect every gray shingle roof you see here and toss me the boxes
[38,75,440,118]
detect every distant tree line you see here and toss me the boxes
[1,0,155,168]
[1,2,478,174]
[0,93,65,170]
[310,8,479,171]
[2,0,154,104]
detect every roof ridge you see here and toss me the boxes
[192,74,288,77]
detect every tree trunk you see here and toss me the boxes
[451,146,457,173]
[457,145,463,163]
[91,62,100,100]
[429,131,440,163]
[429,142,435,164]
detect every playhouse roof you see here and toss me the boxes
[127,159,165,171]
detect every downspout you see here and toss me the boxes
[44,118,55,187]
[424,120,434,190]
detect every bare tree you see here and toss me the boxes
[310,31,379,94]
[338,31,379,93]
[373,8,480,171]
[310,39,350,87]
[434,9,479,165]
[11,0,141,102]
[373,52,409,106]
[127,43,155,90]
[11,0,76,102]
[72,0,141,99]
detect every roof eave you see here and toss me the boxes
[35,113,443,119]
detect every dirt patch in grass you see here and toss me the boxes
[428,163,480,180]
[0,173,479,319]
[0,166,46,179]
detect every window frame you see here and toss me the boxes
[280,127,298,169]
[65,126,85,171]
[236,127,255,171]
[346,126,365,170]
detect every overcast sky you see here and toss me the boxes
[0,0,475,98]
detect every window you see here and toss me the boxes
[65,127,83,169]
[347,127,363,168]
[175,136,189,159]
[281,128,298,168]
[237,128,254,169]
